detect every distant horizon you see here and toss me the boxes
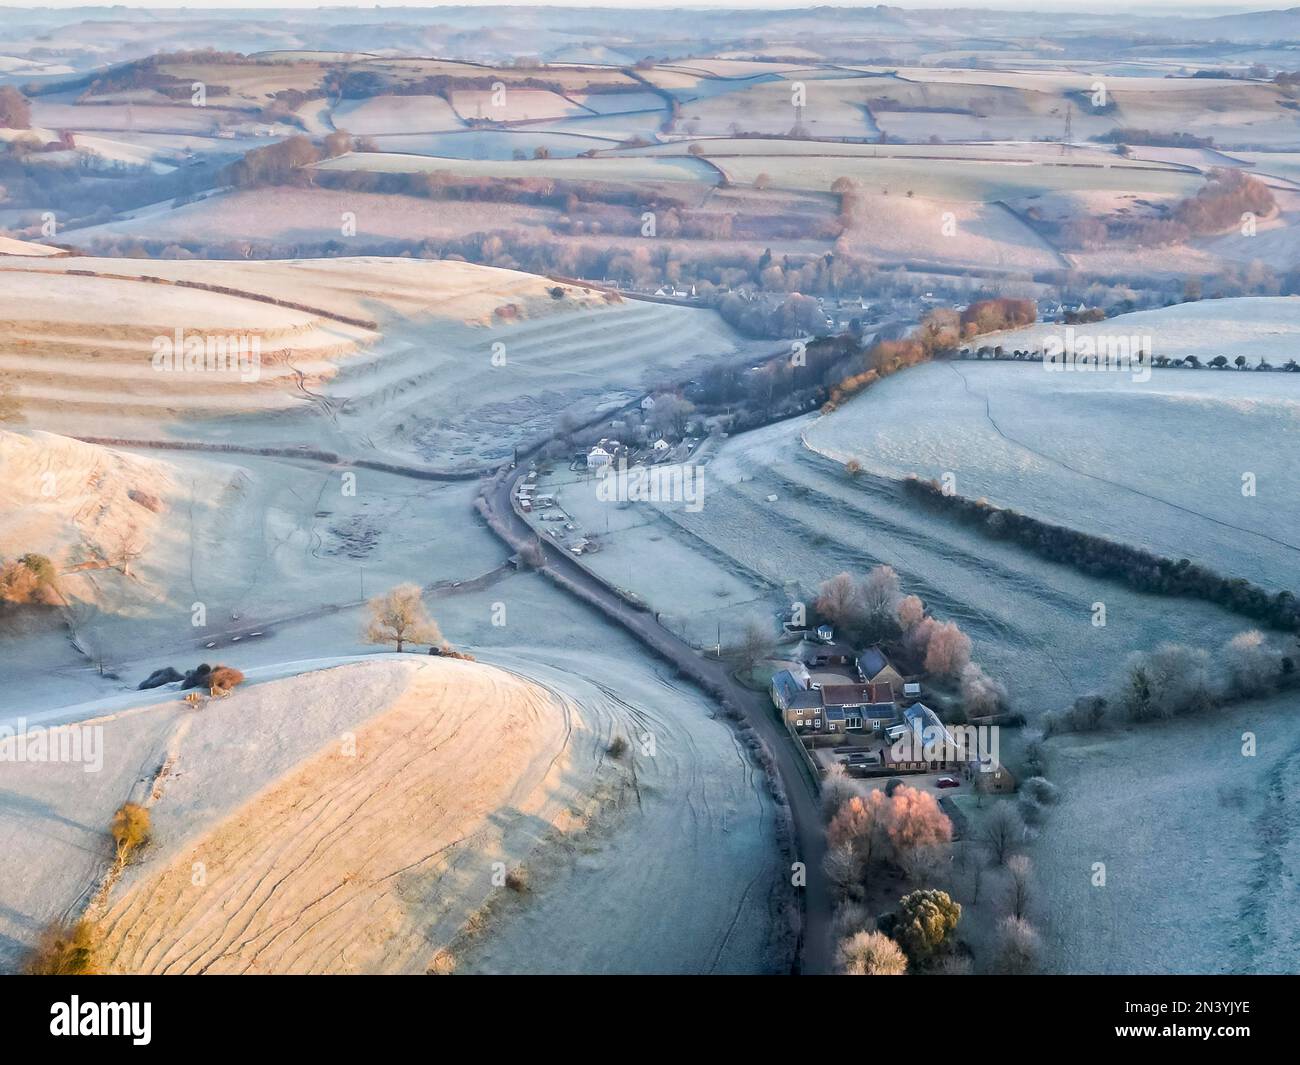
[0,0,1272,13]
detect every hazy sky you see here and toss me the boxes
[0,0,1265,10]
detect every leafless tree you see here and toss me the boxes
[1006,853,1033,919]
[836,930,908,975]
[923,620,972,679]
[994,915,1041,974]
[860,564,901,638]
[982,802,1025,866]
[896,593,925,630]
[815,571,862,630]
[732,619,774,674]
[820,763,861,822]
[106,525,146,578]
[827,790,891,894]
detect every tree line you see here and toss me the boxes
[903,476,1300,633]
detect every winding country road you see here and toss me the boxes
[480,466,833,974]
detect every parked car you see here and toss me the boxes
[937,776,960,789]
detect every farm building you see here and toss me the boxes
[856,646,905,695]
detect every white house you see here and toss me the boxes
[587,445,613,470]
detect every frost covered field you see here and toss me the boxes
[804,322,1300,593]
[1035,692,1300,974]
[536,415,1252,716]
[0,566,786,974]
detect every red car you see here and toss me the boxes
[936,776,960,789]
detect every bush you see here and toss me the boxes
[606,736,628,759]
[1022,777,1059,806]
[110,802,150,864]
[208,665,245,693]
[25,919,97,975]
[1017,792,1045,827]
[505,867,529,893]
[0,553,60,606]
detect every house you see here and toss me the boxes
[821,684,898,733]
[640,396,656,412]
[587,445,613,470]
[774,660,812,688]
[651,438,671,452]
[975,760,1017,795]
[884,703,963,769]
[856,645,905,695]
[902,702,954,750]
[784,691,824,732]
[864,681,895,705]
[770,668,811,711]
[815,623,834,643]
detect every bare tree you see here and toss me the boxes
[923,620,972,679]
[823,842,862,900]
[732,619,775,674]
[896,593,925,630]
[969,853,985,905]
[820,762,861,822]
[1006,853,1033,918]
[836,930,908,975]
[517,539,546,570]
[106,525,146,578]
[960,661,1006,717]
[648,393,695,437]
[815,571,862,630]
[994,915,1041,974]
[982,802,1025,866]
[365,583,442,653]
[860,564,902,639]
[888,784,954,882]
[827,790,892,894]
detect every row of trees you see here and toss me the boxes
[1045,629,1297,734]
[904,476,1300,633]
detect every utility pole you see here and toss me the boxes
[1061,103,1073,156]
